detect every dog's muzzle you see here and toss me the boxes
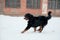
[24,18,28,20]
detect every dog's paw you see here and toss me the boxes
[21,31,24,33]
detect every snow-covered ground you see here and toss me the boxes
[0,15,60,40]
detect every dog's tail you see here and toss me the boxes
[47,11,52,20]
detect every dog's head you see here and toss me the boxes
[24,13,33,20]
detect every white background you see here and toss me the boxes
[0,15,60,40]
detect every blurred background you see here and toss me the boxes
[0,0,60,16]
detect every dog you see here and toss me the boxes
[21,11,52,33]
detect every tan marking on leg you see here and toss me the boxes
[34,27,36,32]
[37,26,43,32]
[39,26,43,32]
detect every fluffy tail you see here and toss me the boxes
[47,11,52,20]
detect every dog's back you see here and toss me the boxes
[32,11,52,27]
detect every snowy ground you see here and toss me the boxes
[0,15,60,40]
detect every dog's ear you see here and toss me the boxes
[29,14,33,18]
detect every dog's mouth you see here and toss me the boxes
[24,18,28,20]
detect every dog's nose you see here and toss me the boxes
[24,18,28,20]
[24,18,26,19]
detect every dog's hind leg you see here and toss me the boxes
[37,26,43,32]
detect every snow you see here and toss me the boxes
[0,15,60,40]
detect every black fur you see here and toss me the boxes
[23,11,52,33]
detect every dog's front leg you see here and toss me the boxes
[21,26,31,33]
[34,27,36,32]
